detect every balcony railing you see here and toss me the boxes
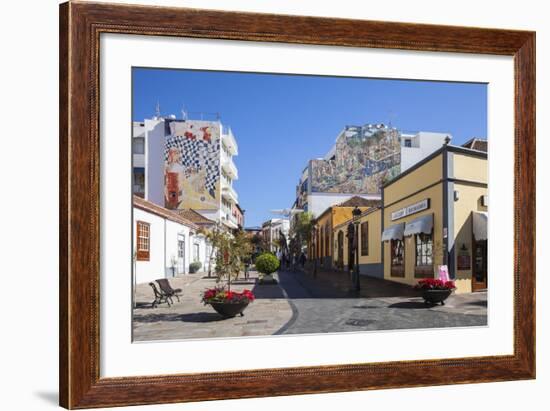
[222,127,238,155]
[222,184,238,203]
[221,157,238,180]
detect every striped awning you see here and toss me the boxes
[473,211,488,241]
[381,222,405,242]
[404,214,433,236]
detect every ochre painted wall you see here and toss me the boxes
[313,206,373,260]
[384,154,443,205]
[452,183,488,293]
[453,154,488,184]
[358,209,382,265]
[383,183,444,286]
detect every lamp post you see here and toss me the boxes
[312,223,318,279]
[352,206,362,292]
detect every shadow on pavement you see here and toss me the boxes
[387,301,432,309]
[466,300,488,307]
[134,312,224,323]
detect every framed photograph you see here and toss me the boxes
[59,1,535,409]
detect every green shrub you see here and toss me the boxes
[189,261,202,273]
[255,253,279,275]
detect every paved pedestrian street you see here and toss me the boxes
[133,269,487,342]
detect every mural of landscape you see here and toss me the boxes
[310,124,402,194]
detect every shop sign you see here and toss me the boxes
[391,199,430,221]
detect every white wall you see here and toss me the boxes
[401,132,449,171]
[144,118,166,206]
[133,208,166,284]
[133,208,192,283]
[2,1,547,411]
[165,219,191,276]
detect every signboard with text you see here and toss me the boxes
[391,198,430,221]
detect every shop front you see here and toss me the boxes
[381,145,488,293]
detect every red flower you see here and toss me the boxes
[415,278,456,290]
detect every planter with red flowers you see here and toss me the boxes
[415,278,456,306]
[202,287,255,318]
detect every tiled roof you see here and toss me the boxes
[175,209,215,225]
[461,138,488,152]
[133,196,198,230]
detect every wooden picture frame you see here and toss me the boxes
[59,1,535,408]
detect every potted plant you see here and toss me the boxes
[202,230,254,317]
[189,261,202,274]
[201,286,255,318]
[255,252,280,284]
[415,278,456,305]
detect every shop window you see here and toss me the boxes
[390,239,404,277]
[360,222,369,256]
[415,232,434,277]
[136,221,150,261]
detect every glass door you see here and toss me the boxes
[472,240,487,291]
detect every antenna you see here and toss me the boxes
[388,110,396,128]
[155,101,161,118]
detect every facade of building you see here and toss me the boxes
[381,144,487,293]
[261,218,290,255]
[331,144,487,294]
[133,196,211,284]
[132,119,166,205]
[294,123,450,218]
[233,203,245,229]
[132,115,241,230]
[333,207,383,278]
[309,196,381,270]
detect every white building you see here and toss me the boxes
[133,195,211,284]
[261,218,290,255]
[399,131,451,171]
[132,114,241,231]
[132,118,165,206]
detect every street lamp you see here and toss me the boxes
[312,223,318,279]
[352,206,362,292]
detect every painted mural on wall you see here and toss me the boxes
[164,120,220,210]
[310,124,402,194]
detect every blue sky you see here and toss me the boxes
[133,68,487,227]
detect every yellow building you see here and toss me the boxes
[381,145,487,293]
[333,207,383,278]
[309,196,380,270]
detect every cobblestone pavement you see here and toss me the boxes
[132,268,487,342]
[276,270,487,335]
[132,271,293,342]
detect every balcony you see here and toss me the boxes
[222,127,238,155]
[221,157,239,180]
[222,184,238,203]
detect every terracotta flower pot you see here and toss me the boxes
[210,301,249,318]
[422,289,452,305]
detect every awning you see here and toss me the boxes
[381,222,405,241]
[473,211,488,241]
[404,214,433,236]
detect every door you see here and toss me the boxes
[347,223,355,271]
[472,240,487,291]
[177,234,186,275]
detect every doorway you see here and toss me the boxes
[472,239,487,291]
[177,234,186,275]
